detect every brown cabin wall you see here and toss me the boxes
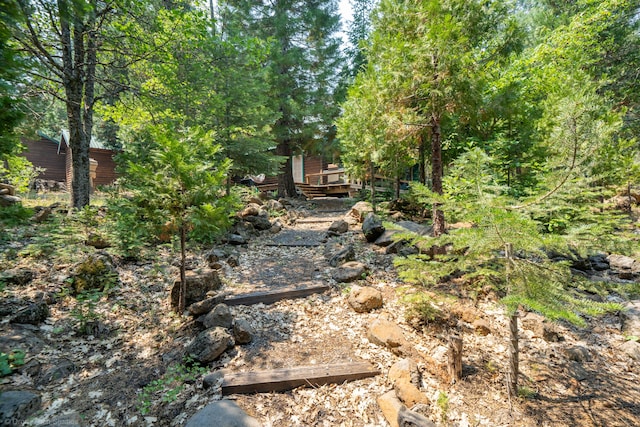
[260,155,327,186]
[21,137,67,182]
[90,148,118,187]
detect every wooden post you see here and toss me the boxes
[447,334,463,383]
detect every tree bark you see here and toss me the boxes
[58,0,96,209]
[447,334,463,383]
[178,220,187,315]
[418,131,426,185]
[509,312,519,397]
[431,114,445,236]
[505,242,519,397]
[369,159,376,211]
[277,140,296,198]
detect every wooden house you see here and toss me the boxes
[20,131,118,191]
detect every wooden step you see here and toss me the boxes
[222,362,380,395]
[224,284,331,306]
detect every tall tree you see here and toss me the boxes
[12,0,124,208]
[0,0,25,163]
[222,0,343,197]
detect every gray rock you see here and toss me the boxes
[564,345,592,362]
[37,359,77,386]
[0,390,41,426]
[244,215,272,231]
[226,233,247,245]
[239,204,261,218]
[329,245,356,267]
[620,340,640,360]
[185,327,234,364]
[607,254,638,271]
[171,268,222,311]
[395,220,432,236]
[206,249,227,266]
[398,406,436,427]
[202,304,233,329]
[374,230,398,247]
[233,319,255,344]
[622,300,640,336]
[348,286,383,313]
[362,213,385,243]
[328,220,349,234]
[568,361,589,381]
[349,201,373,222]
[185,400,260,427]
[39,412,82,427]
[264,199,284,211]
[332,261,367,283]
[227,255,239,267]
[188,294,227,316]
[10,302,49,325]
[202,371,224,389]
[0,194,21,207]
[0,268,34,286]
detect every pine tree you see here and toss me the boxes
[221,0,343,197]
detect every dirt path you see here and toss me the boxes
[2,197,640,426]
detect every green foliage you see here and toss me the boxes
[437,391,450,424]
[0,204,33,230]
[71,255,118,294]
[109,126,234,253]
[395,148,626,327]
[402,292,445,326]
[137,358,207,415]
[70,290,103,335]
[0,349,25,377]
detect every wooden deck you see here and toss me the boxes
[256,182,357,199]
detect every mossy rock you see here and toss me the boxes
[71,253,118,294]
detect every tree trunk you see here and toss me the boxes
[509,312,519,397]
[58,0,95,209]
[369,160,376,211]
[418,131,426,185]
[431,114,445,236]
[447,334,463,383]
[505,242,519,397]
[178,221,187,315]
[395,174,400,200]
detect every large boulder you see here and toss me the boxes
[362,213,385,243]
[348,286,383,313]
[185,400,260,427]
[185,327,234,364]
[170,268,222,311]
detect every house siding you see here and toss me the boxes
[21,137,67,182]
[90,148,118,188]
